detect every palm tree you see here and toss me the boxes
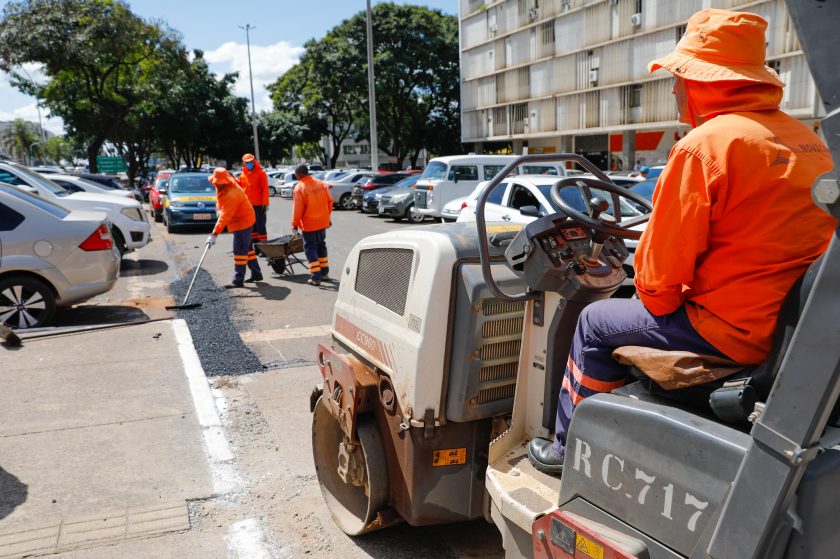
[1,119,40,164]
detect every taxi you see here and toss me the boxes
[161,171,217,233]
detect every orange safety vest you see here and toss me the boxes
[635,80,836,364]
[240,160,270,207]
[213,182,255,235]
[292,175,333,232]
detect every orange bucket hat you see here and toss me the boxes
[208,167,234,186]
[648,9,783,87]
[242,153,255,163]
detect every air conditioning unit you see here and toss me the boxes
[528,7,540,20]
[560,0,571,11]
[630,12,642,27]
[609,0,619,5]
[589,68,599,86]
[489,23,498,35]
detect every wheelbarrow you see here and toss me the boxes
[256,234,305,275]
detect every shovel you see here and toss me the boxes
[166,242,212,311]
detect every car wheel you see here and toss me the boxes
[154,207,163,222]
[0,276,56,329]
[111,228,126,257]
[340,194,354,211]
[269,186,277,197]
[407,204,424,224]
[165,212,177,234]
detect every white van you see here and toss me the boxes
[412,155,565,220]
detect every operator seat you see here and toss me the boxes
[615,256,823,423]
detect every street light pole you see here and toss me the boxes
[239,24,261,161]
[366,0,379,172]
[18,65,46,142]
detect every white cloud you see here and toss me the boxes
[0,102,65,135]
[204,40,304,112]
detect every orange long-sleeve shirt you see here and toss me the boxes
[239,160,270,206]
[635,81,836,364]
[292,175,333,232]
[213,182,255,235]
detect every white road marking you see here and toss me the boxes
[225,518,272,559]
[239,324,332,343]
[172,319,239,494]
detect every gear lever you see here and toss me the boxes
[587,196,610,262]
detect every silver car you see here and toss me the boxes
[0,183,119,329]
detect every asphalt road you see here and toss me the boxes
[41,197,504,558]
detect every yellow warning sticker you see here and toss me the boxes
[575,533,604,559]
[486,224,522,233]
[432,448,467,466]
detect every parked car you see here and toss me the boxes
[266,171,284,197]
[457,175,648,287]
[149,170,175,221]
[0,183,119,328]
[0,161,151,256]
[441,196,468,222]
[413,155,566,221]
[327,171,376,210]
[279,173,297,198]
[46,174,136,200]
[352,172,412,210]
[376,175,424,222]
[161,171,216,233]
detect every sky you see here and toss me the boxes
[0,0,457,134]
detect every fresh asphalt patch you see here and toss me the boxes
[170,269,266,376]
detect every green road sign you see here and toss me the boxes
[96,156,127,174]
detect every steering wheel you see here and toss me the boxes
[550,177,653,240]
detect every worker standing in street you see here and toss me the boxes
[207,168,263,288]
[291,164,333,286]
[239,153,270,248]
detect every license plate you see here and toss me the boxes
[378,207,385,214]
[193,213,212,220]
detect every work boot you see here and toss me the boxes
[321,268,330,280]
[224,281,245,289]
[527,438,564,476]
[244,274,263,283]
[307,278,321,286]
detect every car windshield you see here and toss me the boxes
[392,175,419,189]
[420,161,447,180]
[9,163,71,197]
[0,183,70,218]
[169,175,214,193]
[536,184,644,218]
[284,173,295,182]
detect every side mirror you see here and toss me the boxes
[519,205,541,217]
[158,187,167,194]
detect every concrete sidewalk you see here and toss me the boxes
[0,320,226,558]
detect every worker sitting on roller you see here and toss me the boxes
[207,167,263,288]
[527,8,838,475]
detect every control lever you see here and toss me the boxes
[587,196,610,262]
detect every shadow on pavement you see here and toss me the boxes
[252,283,292,301]
[120,258,170,277]
[55,305,152,327]
[351,520,503,558]
[0,466,28,521]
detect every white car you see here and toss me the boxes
[0,161,151,256]
[45,173,136,200]
[0,183,119,328]
[441,196,468,222]
[457,175,648,287]
[327,171,376,209]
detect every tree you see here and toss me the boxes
[269,35,363,169]
[1,119,40,164]
[0,0,182,172]
[41,136,76,164]
[269,4,463,169]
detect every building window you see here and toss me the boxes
[630,85,642,108]
[676,24,687,42]
[343,144,370,155]
[635,0,642,14]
